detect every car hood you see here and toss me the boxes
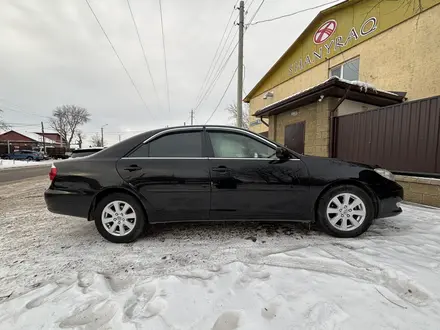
[299,154,377,169]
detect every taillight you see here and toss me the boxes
[49,164,57,181]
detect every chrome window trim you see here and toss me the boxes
[121,157,299,161]
[142,126,203,144]
[130,126,300,160]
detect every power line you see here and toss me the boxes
[195,0,263,115]
[246,0,266,27]
[193,2,237,108]
[0,104,51,119]
[84,0,154,118]
[194,31,239,113]
[249,0,340,26]
[158,0,171,112]
[126,0,163,111]
[245,0,257,13]
[205,67,238,124]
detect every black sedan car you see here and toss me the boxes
[45,126,403,243]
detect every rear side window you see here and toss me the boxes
[129,131,202,158]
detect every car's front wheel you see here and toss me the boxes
[94,193,146,243]
[317,185,374,238]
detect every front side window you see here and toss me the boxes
[208,131,275,158]
[330,57,360,81]
[129,131,202,158]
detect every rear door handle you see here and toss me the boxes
[212,166,230,174]
[124,165,142,172]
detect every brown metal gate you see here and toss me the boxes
[285,121,305,154]
[334,96,440,174]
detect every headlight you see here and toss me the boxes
[374,168,395,181]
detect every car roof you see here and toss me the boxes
[89,125,272,159]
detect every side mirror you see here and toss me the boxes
[275,147,290,159]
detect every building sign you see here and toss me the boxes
[289,17,377,76]
[313,20,337,44]
[247,0,440,101]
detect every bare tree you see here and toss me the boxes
[76,131,86,149]
[226,102,250,129]
[90,133,104,147]
[49,105,91,149]
[0,109,9,131]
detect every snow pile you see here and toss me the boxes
[0,258,439,329]
[341,79,377,93]
[0,159,53,169]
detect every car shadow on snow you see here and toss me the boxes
[144,221,323,243]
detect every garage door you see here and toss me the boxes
[284,121,305,154]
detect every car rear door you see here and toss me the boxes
[206,128,310,221]
[116,127,211,223]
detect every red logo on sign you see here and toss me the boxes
[314,20,337,44]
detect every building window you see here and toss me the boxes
[330,57,360,81]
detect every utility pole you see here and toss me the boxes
[190,109,194,125]
[118,134,121,142]
[41,121,46,155]
[101,124,108,147]
[237,0,244,128]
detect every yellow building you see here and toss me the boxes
[245,0,440,206]
[245,0,440,146]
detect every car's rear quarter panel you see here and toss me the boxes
[46,158,124,218]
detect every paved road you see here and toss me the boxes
[0,165,50,184]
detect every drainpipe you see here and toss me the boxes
[328,86,351,157]
[259,117,269,127]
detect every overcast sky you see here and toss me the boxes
[0,0,342,146]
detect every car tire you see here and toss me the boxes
[94,193,146,243]
[26,156,33,161]
[316,185,374,238]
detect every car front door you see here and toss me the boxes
[206,128,310,221]
[116,128,211,223]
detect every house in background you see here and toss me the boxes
[0,130,61,154]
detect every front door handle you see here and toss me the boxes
[212,166,229,174]
[124,165,142,172]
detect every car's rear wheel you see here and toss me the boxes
[94,193,145,243]
[26,156,33,161]
[317,185,374,238]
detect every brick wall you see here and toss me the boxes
[396,175,440,207]
[269,97,337,157]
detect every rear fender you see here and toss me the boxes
[87,185,152,221]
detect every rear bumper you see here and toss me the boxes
[44,189,91,219]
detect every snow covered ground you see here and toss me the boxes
[1,177,440,329]
[0,159,53,169]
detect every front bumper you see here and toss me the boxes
[44,189,91,219]
[377,196,403,218]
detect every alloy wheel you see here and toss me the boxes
[326,193,366,231]
[101,200,137,236]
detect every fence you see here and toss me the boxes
[334,96,440,175]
